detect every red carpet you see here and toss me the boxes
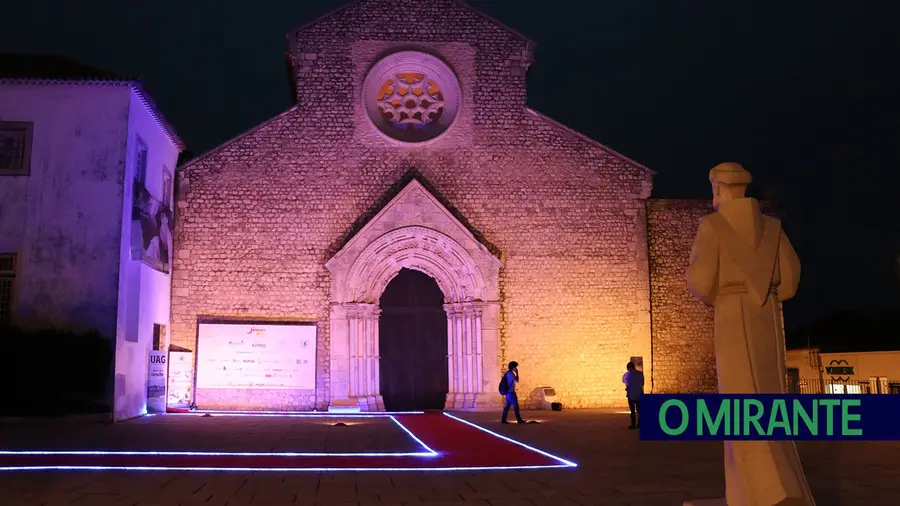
[0,413,575,471]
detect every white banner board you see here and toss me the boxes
[167,351,193,408]
[147,351,167,413]
[196,323,317,390]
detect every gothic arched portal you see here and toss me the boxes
[324,180,503,412]
[378,268,448,411]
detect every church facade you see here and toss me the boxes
[171,0,716,412]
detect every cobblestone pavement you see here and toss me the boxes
[0,409,896,506]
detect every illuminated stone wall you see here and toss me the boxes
[645,199,781,394]
[646,199,718,394]
[172,0,655,410]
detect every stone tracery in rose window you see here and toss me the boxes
[375,73,445,131]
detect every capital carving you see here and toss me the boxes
[343,302,380,319]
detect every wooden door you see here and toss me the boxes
[379,268,448,411]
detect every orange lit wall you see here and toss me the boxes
[646,199,718,394]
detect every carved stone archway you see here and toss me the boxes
[325,181,502,412]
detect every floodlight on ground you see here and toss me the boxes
[538,386,559,410]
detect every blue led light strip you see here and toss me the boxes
[0,413,578,472]
[441,412,578,467]
[388,415,437,455]
[0,415,434,458]
[0,464,576,472]
[0,451,435,457]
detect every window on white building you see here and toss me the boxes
[162,168,173,207]
[0,253,16,325]
[134,136,148,187]
[0,121,34,175]
[152,323,166,350]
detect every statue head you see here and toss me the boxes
[709,162,752,210]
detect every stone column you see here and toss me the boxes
[329,302,383,412]
[444,303,461,409]
[445,303,463,409]
[328,303,354,410]
[463,303,478,407]
[360,304,383,411]
[348,306,360,397]
[445,301,501,411]
[474,301,502,411]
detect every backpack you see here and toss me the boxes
[498,374,509,395]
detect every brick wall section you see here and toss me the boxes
[646,199,718,393]
[646,198,780,394]
[173,0,654,409]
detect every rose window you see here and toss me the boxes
[376,73,445,131]
[362,51,461,144]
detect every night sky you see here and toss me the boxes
[3,0,898,329]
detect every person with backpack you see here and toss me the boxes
[499,361,526,424]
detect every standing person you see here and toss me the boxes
[622,362,643,429]
[501,361,526,424]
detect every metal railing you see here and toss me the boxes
[786,378,900,395]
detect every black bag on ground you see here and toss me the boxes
[498,375,509,395]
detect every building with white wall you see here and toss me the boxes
[786,347,900,394]
[0,55,184,421]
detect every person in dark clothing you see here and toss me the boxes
[501,361,526,424]
[622,361,644,429]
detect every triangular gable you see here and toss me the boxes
[325,177,501,271]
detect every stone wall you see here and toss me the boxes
[646,198,782,394]
[646,199,718,394]
[173,0,654,410]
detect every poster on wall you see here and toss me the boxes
[147,351,167,413]
[133,185,173,274]
[196,322,317,390]
[167,351,193,408]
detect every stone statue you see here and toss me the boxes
[685,162,815,506]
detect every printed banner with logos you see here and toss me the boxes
[640,394,900,441]
[167,351,193,408]
[196,322,317,390]
[147,351,167,413]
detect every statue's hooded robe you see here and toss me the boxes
[687,195,816,506]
